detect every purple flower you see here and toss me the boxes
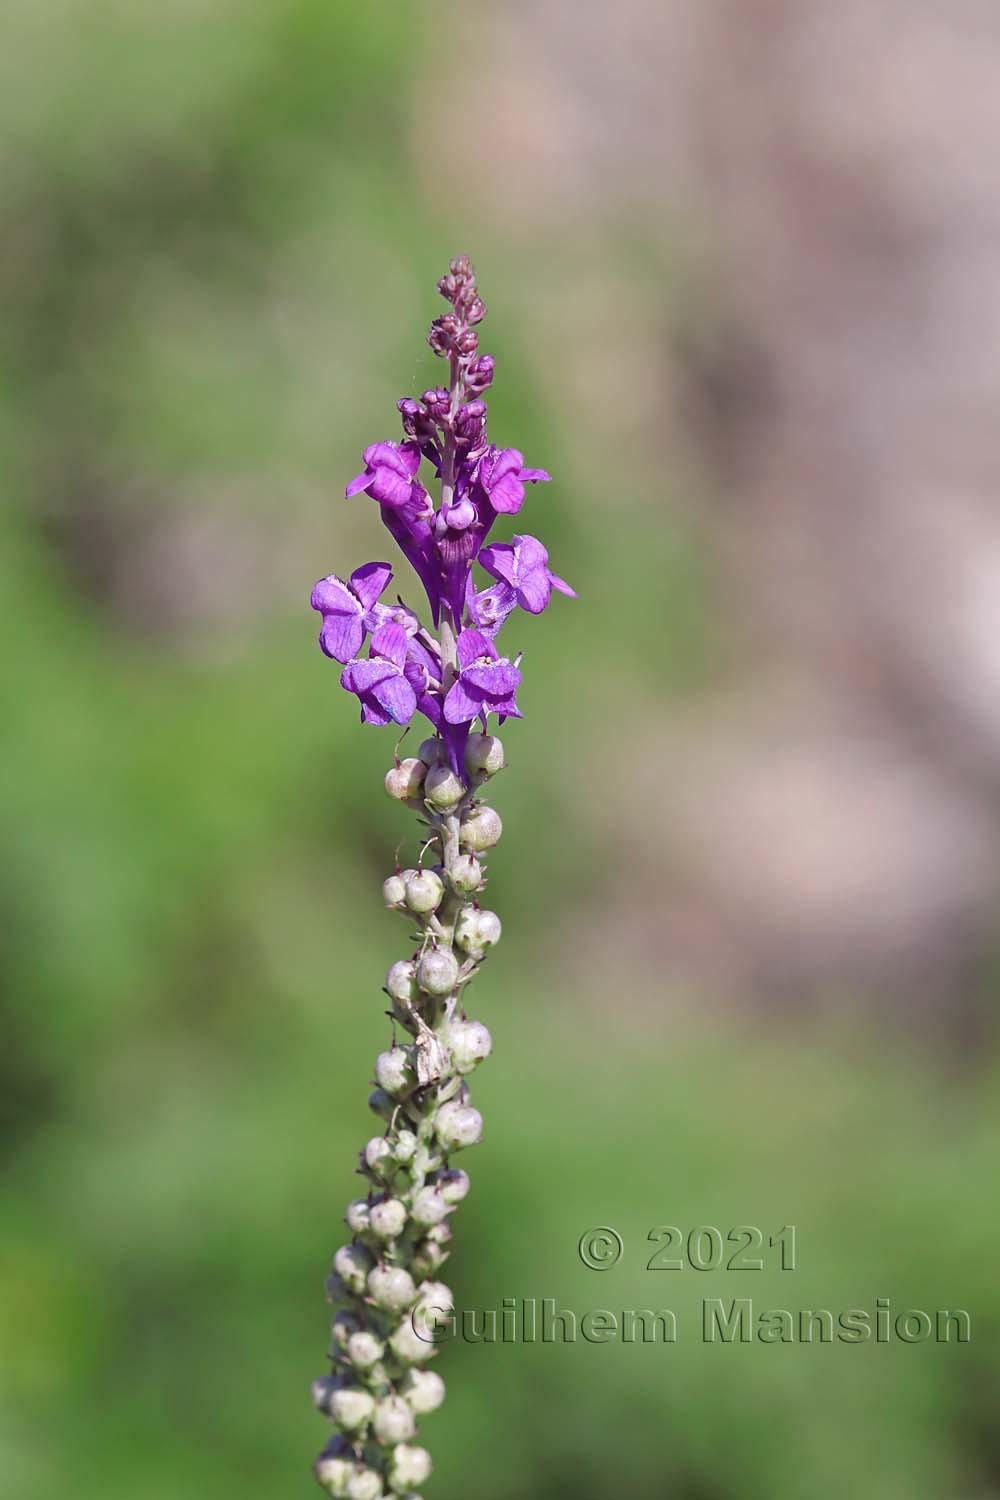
[310,561,394,664]
[346,442,427,509]
[477,534,575,616]
[340,623,418,727]
[465,576,518,638]
[474,448,550,516]
[443,629,522,725]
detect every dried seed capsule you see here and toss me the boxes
[416,947,459,997]
[459,806,502,851]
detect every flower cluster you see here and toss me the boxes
[308,260,570,1498]
[311,253,573,774]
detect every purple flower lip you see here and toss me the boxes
[346,441,428,511]
[474,447,551,516]
[443,629,522,725]
[311,561,394,663]
[341,622,418,727]
[477,533,575,616]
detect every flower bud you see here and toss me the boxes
[465,732,505,776]
[331,1310,362,1351]
[449,853,483,895]
[334,1243,374,1296]
[347,1330,384,1371]
[404,869,444,915]
[384,758,426,803]
[388,1444,433,1493]
[416,947,459,997]
[454,908,501,960]
[369,1198,407,1240]
[445,1019,493,1074]
[345,1200,371,1235]
[386,960,418,1005]
[459,806,502,851]
[434,1168,471,1205]
[375,1047,414,1096]
[393,1129,418,1164]
[417,736,446,767]
[423,764,465,811]
[434,1099,483,1151]
[401,1368,446,1416]
[347,1467,384,1500]
[368,1088,395,1121]
[410,1185,450,1228]
[364,1136,395,1177]
[465,353,495,394]
[330,1386,375,1432]
[368,1264,416,1312]
[382,874,407,908]
[373,1394,416,1446]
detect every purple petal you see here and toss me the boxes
[456,629,497,670]
[341,658,397,693]
[515,565,552,615]
[371,672,417,725]
[443,677,485,724]
[310,574,358,615]
[477,543,516,588]
[463,661,521,698]
[359,698,392,727]
[511,534,549,572]
[493,696,523,720]
[345,469,371,498]
[319,611,365,663]
[550,573,577,598]
[370,622,409,669]
[519,467,551,485]
[350,561,393,612]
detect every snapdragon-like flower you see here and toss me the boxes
[443,629,521,725]
[308,256,573,1499]
[310,561,394,663]
[478,533,576,615]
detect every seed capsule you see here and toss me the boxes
[424,764,465,810]
[388,1444,433,1492]
[333,1243,373,1295]
[404,869,444,915]
[465,732,505,776]
[401,1368,446,1415]
[410,1185,450,1227]
[382,874,407,908]
[459,805,502,851]
[347,1330,384,1371]
[434,1099,483,1151]
[386,960,418,1004]
[384,758,426,803]
[375,1047,414,1095]
[445,1019,493,1074]
[369,1198,407,1240]
[454,907,501,959]
[373,1394,416,1445]
[330,1387,375,1431]
[368,1264,416,1312]
[416,947,459,997]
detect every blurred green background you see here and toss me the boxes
[4,3,1000,1498]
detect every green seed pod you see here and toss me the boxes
[386,960,418,1005]
[459,805,502,851]
[465,732,505,776]
[445,1018,493,1074]
[382,874,407,908]
[384,758,426,803]
[375,1047,414,1096]
[401,1368,446,1416]
[373,1394,416,1446]
[416,947,459,997]
[392,1129,418,1164]
[369,1198,407,1240]
[434,1099,483,1151]
[329,1387,375,1431]
[404,869,444,915]
[423,763,465,810]
[417,736,446,767]
[449,853,484,896]
[368,1263,416,1312]
[454,907,501,959]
